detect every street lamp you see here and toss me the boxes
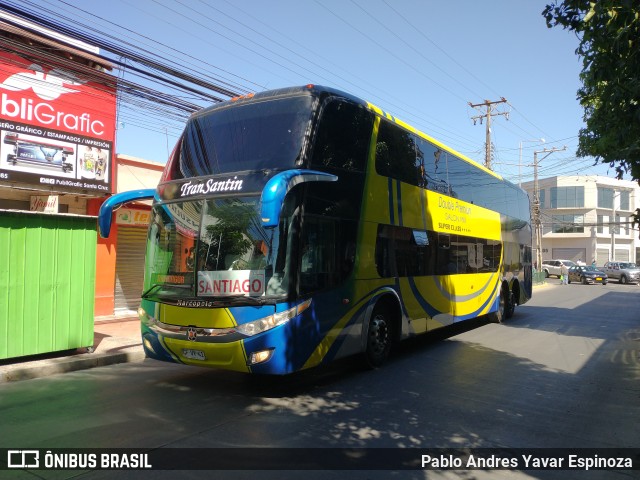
[518,138,544,187]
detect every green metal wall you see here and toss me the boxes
[0,212,96,359]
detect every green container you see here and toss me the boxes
[0,211,96,360]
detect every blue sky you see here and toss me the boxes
[24,0,620,184]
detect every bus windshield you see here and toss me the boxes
[179,95,314,177]
[144,194,299,304]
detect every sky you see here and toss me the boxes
[16,0,623,185]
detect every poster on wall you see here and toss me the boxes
[0,50,116,194]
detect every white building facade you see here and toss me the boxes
[520,175,640,266]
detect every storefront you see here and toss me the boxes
[0,17,116,358]
[90,155,163,319]
[1,13,164,344]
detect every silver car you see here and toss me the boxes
[601,262,640,285]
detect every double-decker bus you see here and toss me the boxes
[99,85,532,375]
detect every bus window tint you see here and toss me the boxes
[180,95,314,176]
[299,98,371,295]
[375,119,417,185]
[376,225,501,278]
[299,216,340,293]
[446,153,475,203]
[310,100,373,172]
[416,137,448,194]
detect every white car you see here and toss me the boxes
[541,259,576,278]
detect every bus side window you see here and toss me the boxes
[311,100,372,172]
[416,137,447,193]
[375,119,418,186]
[299,215,353,294]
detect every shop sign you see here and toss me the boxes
[116,208,150,227]
[0,51,116,195]
[30,195,59,213]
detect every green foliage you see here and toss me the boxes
[543,0,640,229]
[201,201,254,270]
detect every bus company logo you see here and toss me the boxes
[0,64,84,101]
[187,327,197,341]
[7,450,40,468]
[179,177,244,197]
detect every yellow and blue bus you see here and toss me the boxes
[99,85,532,375]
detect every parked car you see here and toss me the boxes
[567,265,608,285]
[601,262,640,284]
[541,259,576,278]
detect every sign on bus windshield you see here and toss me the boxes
[197,270,266,297]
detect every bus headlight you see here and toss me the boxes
[235,299,311,337]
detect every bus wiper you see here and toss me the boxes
[141,283,191,299]
[214,295,274,306]
[141,284,162,299]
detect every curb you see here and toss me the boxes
[0,349,146,384]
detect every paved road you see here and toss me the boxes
[1,283,639,479]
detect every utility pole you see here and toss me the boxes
[532,146,567,271]
[610,190,621,261]
[469,98,509,170]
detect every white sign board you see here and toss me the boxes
[197,270,265,297]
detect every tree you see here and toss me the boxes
[543,1,640,228]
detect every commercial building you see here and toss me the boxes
[0,12,162,358]
[520,175,640,266]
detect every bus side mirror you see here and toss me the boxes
[98,189,156,238]
[260,169,337,228]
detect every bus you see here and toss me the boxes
[99,85,532,375]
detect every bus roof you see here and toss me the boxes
[192,84,506,184]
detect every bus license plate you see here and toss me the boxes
[182,349,206,361]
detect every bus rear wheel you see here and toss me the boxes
[505,287,516,319]
[364,307,392,368]
[489,284,512,323]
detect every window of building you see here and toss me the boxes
[622,216,629,235]
[597,214,603,234]
[539,189,545,209]
[550,186,584,208]
[609,214,619,235]
[619,191,630,211]
[552,214,584,233]
[597,187,614,209]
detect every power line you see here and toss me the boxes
[468,98,509,169]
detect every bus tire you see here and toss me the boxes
[488,284,507,323]
[364,306,393,368]
[505,290,515,319]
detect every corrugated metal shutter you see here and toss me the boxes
[596,248,609,266]
[114,226,147,313]
[615,248,629,262]
[552,248,586,263]
[0,212,95,359]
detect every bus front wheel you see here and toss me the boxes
[364,307,392,368]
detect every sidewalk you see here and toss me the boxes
[0,317,145,384]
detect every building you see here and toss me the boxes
[521,175,640,266]
[0,12,164,358]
